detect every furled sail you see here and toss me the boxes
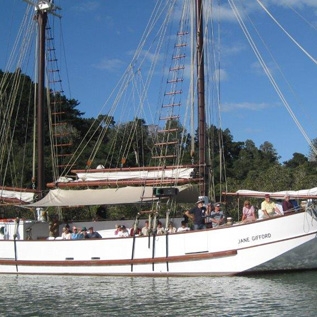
[27,185,199,207]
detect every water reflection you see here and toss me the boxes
[0,272,316,316]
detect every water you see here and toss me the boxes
[1,272,317,316]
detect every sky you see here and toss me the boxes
[1,0,317,163]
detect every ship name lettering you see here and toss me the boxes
[252,233,271,241]
[238,237,250,244]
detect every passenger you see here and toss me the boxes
[141,220,150,236]
[130,226,141,236]
[282,195,294,214]
[61,226,71,240]
[71,226,82,239]
[210,203,225,228]
[49,215,60,238]
[118,225,129,237]
[184,199,206,230]
[65,223,72,233]
[167,222,176,233]
[156,221,165,235]
[81,226,89,239]
[87,226,102,239]
[241,200,256,223]
[177,220,190,232]
[261,194,282,218]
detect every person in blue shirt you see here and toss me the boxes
[71,226,84,239]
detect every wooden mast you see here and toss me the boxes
[36,7,47,197]
[25,0,61,197]
[195,0,207,197]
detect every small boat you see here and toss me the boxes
[1,0,317,276]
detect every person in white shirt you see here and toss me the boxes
[61,226,71,240]
[141,220,150,236]
[177,220,190,232]
[167,222,176,233]
[156,221,165,235]
[118,225,129,237]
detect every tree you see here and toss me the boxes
[284,153,308,168]
[104,118,153,168]
[259,141,280,164]
[308,138,317,162]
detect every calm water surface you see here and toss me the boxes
[1,271,317,316]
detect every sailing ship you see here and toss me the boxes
[1,0,317,276]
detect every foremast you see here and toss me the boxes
[196,0,208,197]
[24,0,61,197]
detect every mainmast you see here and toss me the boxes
[36,5,47,196]
[24,0,61,197]
[195,0,208,197]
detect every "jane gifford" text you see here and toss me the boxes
[238,233,271,244]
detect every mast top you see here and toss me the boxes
[23,0,62,18]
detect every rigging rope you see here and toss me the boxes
[0,5,36,190]
[229,0,317,157]
[256,0,317,65]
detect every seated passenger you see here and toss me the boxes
[167,222,176,233]
[282,195,294,214]
[156,221,165,235]
[65,223,72,233]
[141,220,150,236]
[71,226,83,239]
[87,226,102,239]
[241,200,256,223]
[117,225,129,237]
[81,227,88,239]
[177,220,190,232]
[130,226,141,236]
[261,194,282,218]
[61,226,71,240]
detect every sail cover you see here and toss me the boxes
[75,168,194,182]
[27,185,199,207]
[0,189,35,203]
[229,188,317,199]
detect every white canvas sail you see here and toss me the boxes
[232,188,317,199]
[0,189,35,203]
[74,168,194,182]
[27,185,199,207]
